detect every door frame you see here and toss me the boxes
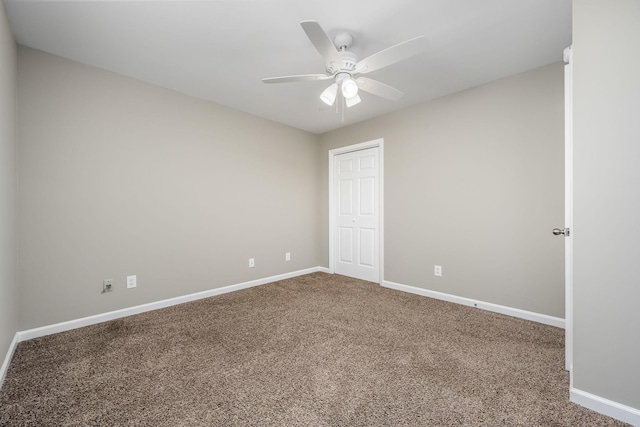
[328,139,384,284]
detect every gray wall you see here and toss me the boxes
[17,48,321,330]
[15,48,565,330]
[320,63,565,318]
[0,2,18,364]
[573,0,640,410]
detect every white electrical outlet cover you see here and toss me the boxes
[127,275,137,288]
[102,279,113,293]
[434,266,442,277]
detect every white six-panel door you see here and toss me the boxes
[334,146,380,283]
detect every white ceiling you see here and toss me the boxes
[4,0,572,134]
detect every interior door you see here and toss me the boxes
[334,147,380,283]
[563,46,574,373]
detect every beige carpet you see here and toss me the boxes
[0,273,629,426]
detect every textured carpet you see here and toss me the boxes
[0,273,629,426]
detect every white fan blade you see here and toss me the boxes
[300,21,342,67]
[262,74,332,84]
[356,36,428,75]
[356,77,404,101]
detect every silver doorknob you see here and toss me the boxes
[552,227,570,236]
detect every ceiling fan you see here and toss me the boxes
[262,21,428,108]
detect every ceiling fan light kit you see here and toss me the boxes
[262,21,427,113]
[339,74,359,99]
[320,82,338,106]
[345,93,361,108]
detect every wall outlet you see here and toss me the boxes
[249,258,255,268]
[434,265,442,277]
[285,252,291,261]
[127,275,137,288]
[102,279,113,293]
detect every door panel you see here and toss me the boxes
[359,228,375,267]
[359,177,375,215]
[338,227,354,263]
[339,180,353,215]
[339,158,353,173]
[359,154,375,170]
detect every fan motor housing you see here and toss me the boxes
[327,50,358,75]
[333,32,353,50]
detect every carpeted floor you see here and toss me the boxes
[0,272,629,426]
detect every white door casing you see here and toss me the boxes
[329,140,383,283]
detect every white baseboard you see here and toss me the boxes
[571,387,640,426]
[17,267,328,343]
[382,280,565,329]
[0,333,19,390]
